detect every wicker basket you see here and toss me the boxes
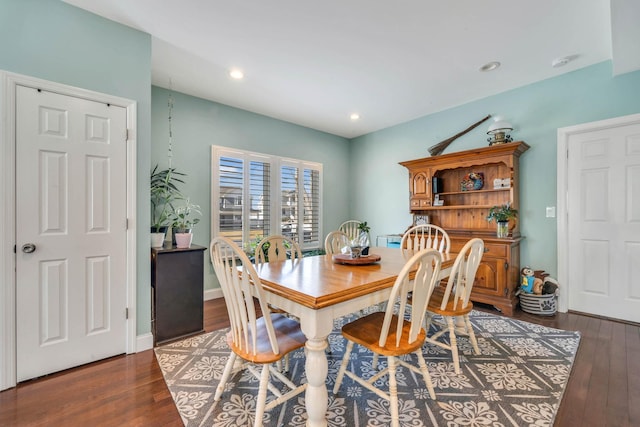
[518,292,558,316]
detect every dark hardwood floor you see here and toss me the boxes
[1,299,638,426]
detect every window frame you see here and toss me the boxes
[211,145,323,251]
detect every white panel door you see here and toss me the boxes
[15,85,128,381]
[567,123,640,322]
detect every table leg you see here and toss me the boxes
[298,310,332,427]
[304,336,328,426]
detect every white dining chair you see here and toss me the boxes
[324,230,349,255]
[425,237,484,374]
[333,248,442,427]
[254,234,302,265]
[339,219,371,244]
[209,236,307,427]
[253,234,303,367]
[401,224,450,257]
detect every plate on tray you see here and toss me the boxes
[332,253,381,265]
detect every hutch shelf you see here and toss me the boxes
[400,141,530,315]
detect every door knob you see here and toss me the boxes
[21,243,36,253]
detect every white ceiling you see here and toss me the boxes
[63,0,638,138]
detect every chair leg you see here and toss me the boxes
[424,312,433,333]
[415,350,436,400]
[333,341,354,394]
[387,356,400,427]
[254,364,270,427]
[445,316,460,374]
[464,314,480,355]
[215,352,237,401]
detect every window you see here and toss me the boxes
[212,146,323,251]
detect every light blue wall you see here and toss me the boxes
[151,87,350,290]
[349,62,640,277]
[0,0,153,334]
[5,0,640,334]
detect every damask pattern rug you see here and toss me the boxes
[155,310,580,426]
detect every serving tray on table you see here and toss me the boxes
[332,253,381,265]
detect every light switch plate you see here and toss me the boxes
[546,206,556,218]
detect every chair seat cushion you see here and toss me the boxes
[341,312,426,357]
[228,313,306,364]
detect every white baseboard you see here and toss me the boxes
[204,288,223,301]
[136,332,154,352]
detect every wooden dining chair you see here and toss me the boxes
[324,230,349,255]
[425,237,484,374]
[254,234,302,265]
[209,236,307,427]
[401,224,450,257]
[333,248,443,427]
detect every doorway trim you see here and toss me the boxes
[0,70,138,390]
[556,112,640,314]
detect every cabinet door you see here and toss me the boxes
[471,258,506,297]
[410,170,430,210]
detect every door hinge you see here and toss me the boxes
[126,307,129,319]
[14,245,17,254]
[504,262,509,270]
[126,129,129,140]
[126,218,129,230]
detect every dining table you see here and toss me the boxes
[254,246,455,427]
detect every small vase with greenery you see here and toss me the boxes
[486,204,518,238]
[171,199,201,248]
[355,221,371,255]
[171,198,201,233]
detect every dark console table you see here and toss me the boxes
[151,244,206,346]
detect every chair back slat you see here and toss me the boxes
[379,248,442,347]
[338,220,362,242]
[255,235,302,266]
[401,225,450,258]
[324,230,349,255]
[440,238,484,310]
[210,236,279,355]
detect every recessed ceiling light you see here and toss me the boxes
[479,61,501,72]
[350,113,360,121]
[229,69,244,80]
[551,55,578,68]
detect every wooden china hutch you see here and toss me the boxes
[399,141,530,316]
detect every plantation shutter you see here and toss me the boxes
[212,146,321,251]
[303,167,320,245]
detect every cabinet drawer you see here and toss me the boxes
[410,198,431,209]
[481,243,507,258]
[450,240,507,258]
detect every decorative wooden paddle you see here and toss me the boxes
[428,114,492,156]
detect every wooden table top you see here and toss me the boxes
[254,246,454,310]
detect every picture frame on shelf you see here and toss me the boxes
[413,214,429,226]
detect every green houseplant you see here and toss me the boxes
[171,198,201,248]
[150,165,184,247]
[486,204,518,238]
[171,198,201,232]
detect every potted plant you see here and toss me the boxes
[486,204,518,238]
[171,198,201,248]
[150,165,185,247]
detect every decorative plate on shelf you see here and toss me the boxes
[460,172,484,191]
[332,253,381,265]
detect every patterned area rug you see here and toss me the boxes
[155,310,580,426]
